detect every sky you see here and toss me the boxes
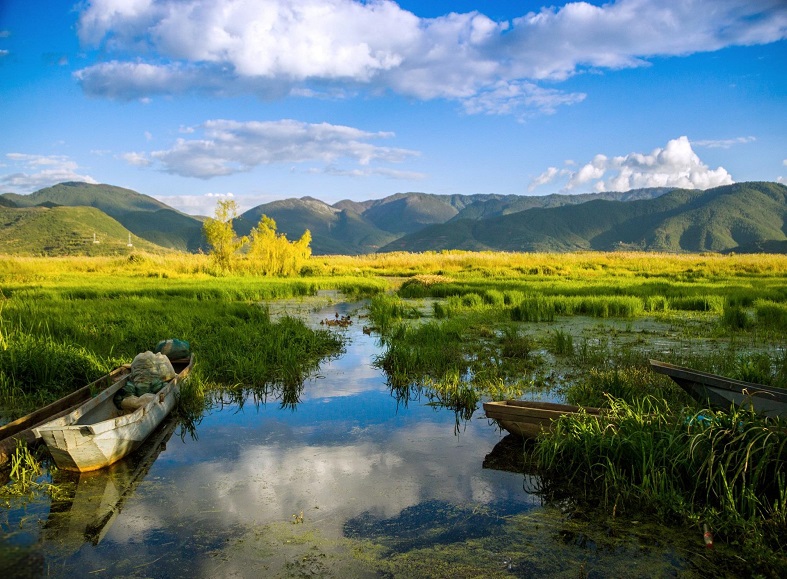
[0,0,785,216]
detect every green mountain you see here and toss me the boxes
[1,182,204,251]
[449,188,674,221]
[0,205,167,256]
[2,181,784,256]
[380,182,787,253]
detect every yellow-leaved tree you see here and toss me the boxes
[248,215,311,276]
[202,200,247,272]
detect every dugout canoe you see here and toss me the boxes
[0,365,131,466]
[483,399,604,439]
[34,356,192,472]
[649,359,787,418]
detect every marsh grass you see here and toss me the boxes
[549,329,574,356]
[0,285,344,417]
[534,399,787,574]
[564,366,690,408]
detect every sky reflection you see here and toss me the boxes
[21,303,534,576]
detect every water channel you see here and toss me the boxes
[2,297,725,577]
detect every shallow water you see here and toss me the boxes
[1,297,730,577]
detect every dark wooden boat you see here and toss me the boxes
[0,365,131,465]
[483,400,604,439]
[649,359,787,418]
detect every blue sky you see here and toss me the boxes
[1,0,785,216]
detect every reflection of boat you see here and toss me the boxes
[482,433,531,474]
[0,365,131,465]
[45,416,179,547]
[650,359,787,418]
[483,400,604,438]
[35,356,193,472]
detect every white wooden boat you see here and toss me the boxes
[0,365,130,465]
[34,356,192,472]
[483,399,604,439]
[650,359,787,418]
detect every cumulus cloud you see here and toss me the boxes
[0,153,98,192]
[693,136,756,149]
[73,0,787,116]
[138,119,418,179]
[528,136,734,193]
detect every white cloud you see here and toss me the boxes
[692,136,756,149]
[529,136,734,193]
[73,0,787,116]
[119,151,151,167]
[0,153,98,192]
[154,192,253,216]
[139,119,419,179]
[528,166,570,192]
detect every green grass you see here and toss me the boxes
[534,400,787,575]
[0,283,345,417]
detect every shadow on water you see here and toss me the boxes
[344,498,535,554]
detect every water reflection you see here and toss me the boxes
[44,416,179,550]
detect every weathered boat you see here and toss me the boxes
[649,359,787,418]
[483,399,604,439]
[0,365,131,465]
[34,356,192,472]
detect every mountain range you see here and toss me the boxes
[1,181,786,256]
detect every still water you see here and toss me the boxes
[2,298,719,578]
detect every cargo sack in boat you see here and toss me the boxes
[154,338,190,361]
[114,351,176,408]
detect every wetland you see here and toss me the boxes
[1,252,786,577]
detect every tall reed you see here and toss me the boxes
[534,398,787,573]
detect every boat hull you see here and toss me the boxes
[35,356,192,472]
[483,400,603,439]
[0,366,130,465]
[650,360,787,418]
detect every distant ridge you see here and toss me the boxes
[1,181,785,255]
[0,205,167,256]
[380,182,787,254]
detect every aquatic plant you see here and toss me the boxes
[534,398,787,574]
[549,329,574,357]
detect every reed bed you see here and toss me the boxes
[534,399,787,574]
